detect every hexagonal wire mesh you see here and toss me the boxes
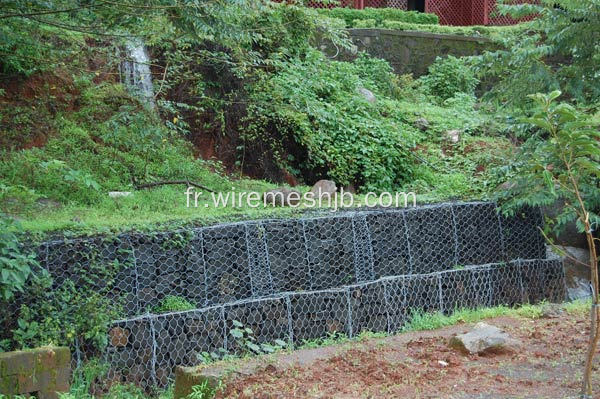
[10,202,566,390]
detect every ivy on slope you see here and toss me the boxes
[244,51,420,192]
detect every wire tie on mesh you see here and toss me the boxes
[345,288,353,338]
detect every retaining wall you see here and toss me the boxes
[24,201,564,389]
[36,202,545,318]
[0,346,70,399]
[105,259,565,389]
[321,29,496,76]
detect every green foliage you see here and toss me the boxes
[245,50,419,191]
[317,7,438,27]
[496,91,600,237]
[352,19,526,40]
[475,0,600,105]
[1,240,128,353]
[0,82,223,208]
[7,276,121,352]
[198,320,287,364]
[229,319,287,355]
[154,295,196,313]
[420,56,479,101]
[401,302,548,332]
[58,359,175,399]
[185,381,222,399]
[0,216,38,301]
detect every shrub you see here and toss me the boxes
[0,216,38,301]
[317,7,438,27]
[353,19,377,28]
[420,55,479,101]
[244,50,419,191]
[475,0,600,105]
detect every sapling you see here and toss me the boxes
[498,91,599,397]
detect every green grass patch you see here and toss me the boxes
[351,19,531,43]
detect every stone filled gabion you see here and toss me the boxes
[27,202,562,389]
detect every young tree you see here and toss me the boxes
[498,91,599,397]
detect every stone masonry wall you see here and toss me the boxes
[0,346,70,399]
[321,29,496,76]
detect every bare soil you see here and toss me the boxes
[214,313,600,399]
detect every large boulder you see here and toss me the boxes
[542,198,589,248]
[263,188,301,207]
[310,180,337,198]
[449,322,520,355]
[548,245,592,300]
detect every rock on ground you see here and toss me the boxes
[548,245,592,300]
[444,129,461,144]
[310,180,337,198]
[414,117,429,132]
[357,87,376,104]
[449,322,521,355]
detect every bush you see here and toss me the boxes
[154,295,196,313]
[420,55,479,101]
[244,50,419,191]
[0,216,38,301]
[317,7,438,27]
[353,19,377,28]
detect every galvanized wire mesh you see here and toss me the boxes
[105,260,565,389]
[6,201,564,390]
[30,202,545,319]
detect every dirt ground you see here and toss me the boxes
[214,312,600,399]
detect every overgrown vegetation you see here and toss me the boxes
[1,0,600,396]
[245,51,420,190]
[0,216,38,300]
[316,7,439,27]
[476,0,600,105]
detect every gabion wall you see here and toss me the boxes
[27,201,564,389]
[106,260,565,389]
[36,202,546,317]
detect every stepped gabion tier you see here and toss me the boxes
[32,202,566,389]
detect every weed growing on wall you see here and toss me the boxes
[154,296,196,313]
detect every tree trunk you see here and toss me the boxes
[581,216,599,398]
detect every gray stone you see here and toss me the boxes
[414,117,430,132]
[540,303,566,319]
[357,87,376,103]
[450,322,520,355]
[320,29,496,77]
[310,180,337,198]
[543,199,589,248]
[444,129,460,144]
[35,198,62,210]
[548,245,592,300]
[108,191,132,198]
[263,188,301,207]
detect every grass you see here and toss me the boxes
[12,182,309,236]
